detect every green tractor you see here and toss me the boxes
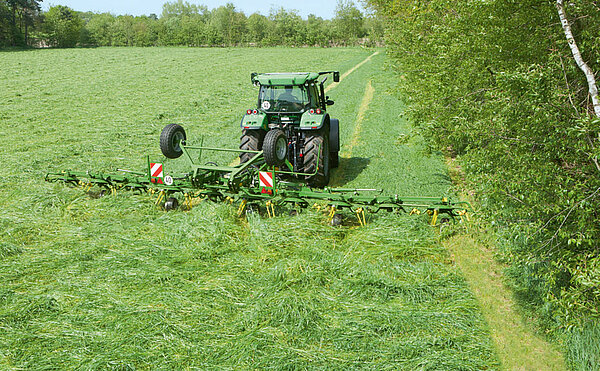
[239,71,341,187]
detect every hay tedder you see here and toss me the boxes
[45,71,472,226]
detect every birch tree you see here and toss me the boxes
[556,0,600,118]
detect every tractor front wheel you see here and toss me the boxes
[240,129,265,164]
[160,124,187,159]
[304,131,330,188]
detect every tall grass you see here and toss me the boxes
[567,322,600,371]
[0,48,498,368]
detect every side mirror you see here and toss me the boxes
[333,71,340,82]
[326,99,335,106]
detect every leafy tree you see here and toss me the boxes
[305,14,330,46]
[246,13,268,44]
[366,0,600,332]
[267,7,305,46]
[1,0,41,46]
[111,15,136,46]
[85,12,114,46]
[333,0,364,43]
[43,5,82,47]
[0,2,11,46]
[209,3,246,46]
[161,0,202,19]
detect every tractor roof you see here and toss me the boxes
[255,72,321,86]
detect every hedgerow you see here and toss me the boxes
[367,0,600,366]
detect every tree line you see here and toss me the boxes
[367,0,600,362]
[0,0,383,48]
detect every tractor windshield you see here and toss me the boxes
[259,85,309,113]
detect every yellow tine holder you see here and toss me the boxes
[355,208,366,226]
[409,208,421,216]
[458,209,470,223]
[430,209,439,226]
[327,206,336,221]
[155,190,165,206]
[237,199,247,217]
[265,201,275,218]
[183,193,192,210]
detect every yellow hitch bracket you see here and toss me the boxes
[409,208,421,216]
[237,199,247,217]
[430,209,439,226]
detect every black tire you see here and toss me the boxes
[160,124,187,159]
[263,130,288,166]
[330,151,339,168]
[164,197,179,211]
[329,118,340,168]
[240,129,265,164]
[304,130,330,188]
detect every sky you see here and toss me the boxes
[41,0,366,19]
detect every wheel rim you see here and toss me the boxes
[172,131,185,152]
[276,136,287,161]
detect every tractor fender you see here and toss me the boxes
[300,112,328,131]
[241,112,268,131]
[329,118,340,152]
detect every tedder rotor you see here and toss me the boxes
[46,124,472,226]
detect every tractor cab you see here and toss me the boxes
[258,84,309,113]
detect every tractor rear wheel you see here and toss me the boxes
[263,129,288,166]
[304,131,330,188]
[160,124,187,159]
[240,129,265,164]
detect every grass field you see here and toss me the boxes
[1,47,500,369]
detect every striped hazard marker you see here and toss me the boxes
[150,163,164,184]
[259,171,273,194]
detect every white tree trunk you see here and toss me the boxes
[557,0,600,118]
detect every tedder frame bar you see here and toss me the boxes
[46,139,472,225]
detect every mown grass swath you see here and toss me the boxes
[1,48,497,368]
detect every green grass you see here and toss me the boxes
[0,47,498,369]
[567,322,600,371]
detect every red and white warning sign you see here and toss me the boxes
[151,163,164,184]
[259,171,274,194]
[259,171,273,188]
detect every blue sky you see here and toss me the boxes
[42,0,366,19]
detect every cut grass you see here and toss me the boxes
[1,47,499,368]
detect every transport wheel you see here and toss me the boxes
[164,197,179,211]
[304,130,330,188]
[263,129,288,166]
[160,124,187,159]
[240,129,265,164]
